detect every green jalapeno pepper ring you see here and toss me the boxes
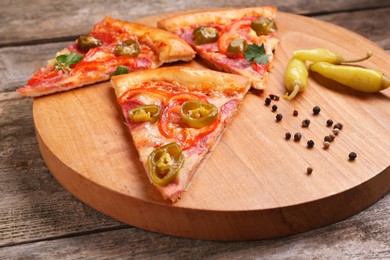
[193,26,219,45]
[180,100,218,128]
[129,104,162,123]
[148,142,185,186]
[251,17,277,36]
[115,39,141,57]
[227,38,248,55]
[77,35,103,51]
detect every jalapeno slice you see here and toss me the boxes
[115,39,140,56]
[227,38,248,54]
[149,142,185,186]
[193,26,219,45]
[180,100,218,128]
[251,17,277,36]
[77,35,103,51]
[129,105,162,123]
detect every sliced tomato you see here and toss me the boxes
[252,62,270,75]
[27,69,62,86]
[158,93,218,150]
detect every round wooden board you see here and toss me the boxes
[33,11,390,241]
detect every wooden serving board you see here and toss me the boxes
[33,11,390,240]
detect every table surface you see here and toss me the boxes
[1,0,389,258]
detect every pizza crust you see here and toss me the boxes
[157,6,277,32]
[105,17,195,64]
[111,66,251,98]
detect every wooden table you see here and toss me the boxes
[1,0,389,258]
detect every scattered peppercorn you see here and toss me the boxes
[329,134,335,141]
[294,132,302,141]
[276,113,283,121]
[302,119,311,127]
[326,119,333,127]
[269,94,275,99]
[349,152,357,161]
[307,167,313,175]
[334,123,343,130]
[313,106,321,115]
[265,97,271,106]
[273,95,280,101]
[323,141,330,149]
[324,135,332,142]
[285,132,291,140]
[293,110,298,116]
[272,104,278,112]
[333,128,340,135]
[307,140,315,148]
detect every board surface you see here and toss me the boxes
[33,11,390,240]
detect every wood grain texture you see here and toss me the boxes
[1,0,390,46]
[32,12,390,240]
[1,0,390,257]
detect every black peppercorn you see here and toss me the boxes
[324,135,332,142]
[269,94,275,99]
[276,113,283,121]
[349,152,357,161]
[265,97,271,106]
[334,123,343,130]
[313,106,321,115]
[307,167,313,175]
[272,104,278,112]
[285,132,291,140]
[294,132,302,141]
[326,119,333,127]
[273,95,280,101]
[293,110,298,116]
[329,134,335,141]
[307,140,315,148]
[302,119,311,127]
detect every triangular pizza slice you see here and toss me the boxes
[18,17,195,97]
[158,7,279,90]
[111,67,251,202]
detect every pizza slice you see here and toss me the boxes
[17,17,195,97]
[111,67,250,202]
[158,7,280,90]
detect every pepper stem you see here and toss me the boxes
[381,75,390,90]
[283,85,300,100]
[342,51,373,64]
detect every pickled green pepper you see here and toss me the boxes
[180,100,218,128]
[309,62,390,93]
[293,48,372,64]
[148,142,184,186]
[283,58,309,100]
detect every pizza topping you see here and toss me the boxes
[193,26,219,45]
[148,142,185,186]
[77,35,103,51]
[227,38,248,55]
[115,39,141,57]
[129,104,162,124]
[55,52,84,73]
[110,65,129,77]
[244,43,269,65]
[180,100,218,129]
[251,17,277,36]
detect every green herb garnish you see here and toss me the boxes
[244,43,269,64]
[55,52,83,72]
[110,65,129,77]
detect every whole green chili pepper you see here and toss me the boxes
[283,58,308,100]
[293,48,372,64]
[309,62,390,93]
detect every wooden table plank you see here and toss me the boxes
[1,0,390,46]
[1,193,389,258]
